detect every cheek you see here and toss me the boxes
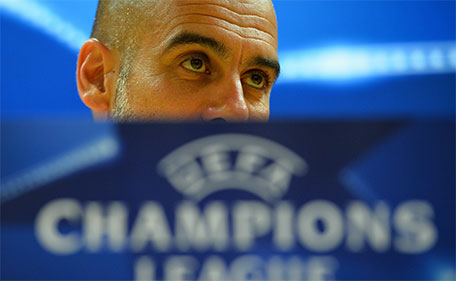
[124,72,205,114]
[247,100,270,121]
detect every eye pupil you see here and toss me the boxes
[251,74,263,84]
[190,58,203,70]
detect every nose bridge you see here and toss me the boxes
[201,74,249,122]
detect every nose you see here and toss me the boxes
[200,76,249,122]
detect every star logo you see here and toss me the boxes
[158,134,308,202]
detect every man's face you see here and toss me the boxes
[111,0,279,122]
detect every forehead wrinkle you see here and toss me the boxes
[172,12,276,42]
[163,21,277,50]
[176,2,277,33]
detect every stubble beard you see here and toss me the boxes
[111,51,137,122]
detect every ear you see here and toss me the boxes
[76,39,118,120]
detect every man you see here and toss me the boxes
[76,0,280,122]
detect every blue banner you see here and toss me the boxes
[1,121,454,280]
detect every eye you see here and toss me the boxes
[243,71,269,89]
[181,57,208,73]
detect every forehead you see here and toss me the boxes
[142,0,278,54]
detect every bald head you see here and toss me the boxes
[91,0,163,56]
[91,0,277,56]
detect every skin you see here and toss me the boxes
[77,0,279,122]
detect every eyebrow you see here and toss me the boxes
[249,56,281,80]
[164,32,228,58]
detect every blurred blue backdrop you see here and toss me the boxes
[1,0,455,120]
